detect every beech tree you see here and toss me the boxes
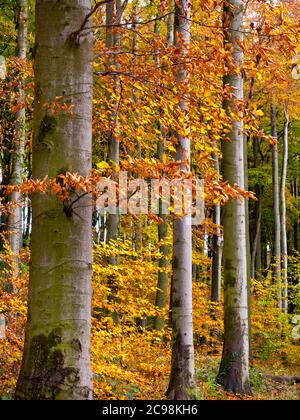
[154,0,173,331]
[7,0,28,267]
[106,0,121,256]
[211,151,222,303]
[15,0,94,400]
[271,103,282,310]
[217,0,251,395]
[167,0,195,400]
[281,102,289,314]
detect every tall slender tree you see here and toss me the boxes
[211,151,222,303]
[281,102,289,314]
[7,0,28,278]
[167,0,195,400]
[16,0,93,400]
[271,103,282,309]
[217,0,251,395]
[106,0,120,257]
[154,0,173,332]
[251,136,263,279]
[292,177,299,252]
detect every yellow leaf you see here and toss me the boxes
[96,161,110,169]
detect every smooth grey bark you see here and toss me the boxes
[251,193,262,280]
[244,133,252,360]
[271,103,282,310]
[244,68,257,360]
[154,130,169,330]
[211,151,223,303]
[7,0,28,277]
[167,0,195,400]
[106,0,120,260]
[217,0,251,395]
[167,0,174,47]
[292,177,299,251]
[16,0,93,400]
[154,121,169,330]
[281,102,289,314]
[105,1,124,325]
[252,136,262,278]
[154,213,169,331]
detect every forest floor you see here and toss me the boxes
[92,340,300,400]
[1,267,299,400]
[195,353,300,400]
[147,349,300,400]
[1,335,299,400]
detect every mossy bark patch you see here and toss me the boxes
[16,328,82,400]
[38,115,57,143]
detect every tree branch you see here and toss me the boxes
[70,0,114,44]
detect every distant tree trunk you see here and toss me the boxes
[167,0,174,46]
[7,0,28,279]
[0,60,10,252]
[251,192,262,280]
[153,0,172,332]
[16,0,93,400]
[167,0,195,400]
[154,212,169,331]
[244,134,252,357]
[252,136,263,278]
[154,121,169,330]
[132,7,143,249]
[271,103,282,310]
[292,177,299,252]
[255,232,262,274]
[251,135,262,279]
[105,0,126,325]
[211,151,222,303]
[261,234,268,274]
[99,213,106,243]
[106,0,120,262]
[281,102,289,314]
[217,0,251,395]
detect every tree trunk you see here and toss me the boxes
[292,177,299,251]
[281,102,289,314]
[251,191,262,280]
[217,0,251,395]
[106,0,120,261]
[211,152,222,303]
[252,136,263,278]
[271,103,282,310]
[153,1,172,332]
[167,0,174,47]
[154,122,169,331]
[255,232,262,274]
[154,213,169,331]
[244,133,252,359]
[167,0,195,400]
[7,0,28,279]
[16,0,93,400]
[105,0,126,325]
